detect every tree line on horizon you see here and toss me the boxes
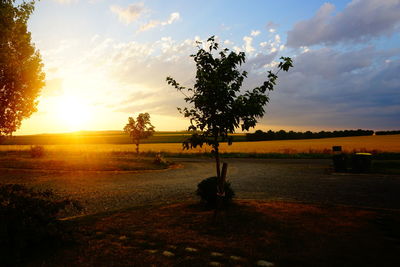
[245,129,400,141]
[375,130,400,135]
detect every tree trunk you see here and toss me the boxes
[136,141,139,155]
[220,162,228,193]
[215,146,221,179]
[214,161,228,223]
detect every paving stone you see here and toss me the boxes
[211,252,223,257]
[256,260,274,267]
[145,249,158,254]
[122,245,136,250]
[167,245,177,250]
[133,231,145,236]
[230,255,244,261]
[185,247,198,252]
[162,251,175,257]
[209,262,222,267]
[119,235,127,240]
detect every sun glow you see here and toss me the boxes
[55,95,92,132]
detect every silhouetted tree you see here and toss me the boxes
[124,113,155,154]
[246,129,374,141]
[0,0,45,141]
[167,36,292,196]
[376,130,400,135]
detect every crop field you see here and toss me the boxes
[1,134,399,154]
[2,131,246,145]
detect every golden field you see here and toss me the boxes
[1,134,399,154]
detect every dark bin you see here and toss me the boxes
[352,153,372,173]
[332,153,347,172]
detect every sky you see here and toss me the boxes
[16,0,400,134]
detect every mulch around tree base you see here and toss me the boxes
[29,200,400,267]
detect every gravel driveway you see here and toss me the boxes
[1,158,399,215]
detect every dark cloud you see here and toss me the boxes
[246,51,278,69]
[289,46,376,78]
[287,0,400,47]
[258,47,400,130]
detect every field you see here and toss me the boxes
[2,131,247,145]
[1,134,399,154]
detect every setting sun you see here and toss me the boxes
[55,95,92,131]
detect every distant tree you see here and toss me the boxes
[167,36,292,196]
[123,113,155,154]
[0,0,45,141]
[375,130,400,135]
[246,129,374,141]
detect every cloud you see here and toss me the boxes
[251,30,261,37]
[162,12,180,25]
[260,46,400,129]
[139,20,159,32]
[224,40,233,46]
[52,0,78,3]
[138,12,180,32]
[287,0,400,47]
[291,46,376,78]
[246,52,278,70]
[266,21,278,33]
[243,36,255,53]
[39,33,400,131]
[52,0,102,4]
[110,3,146,24]
[259,34,283,53]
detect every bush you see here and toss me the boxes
[196,176,235,208]
[0,184,82,264]
[30,145,45,158]
[153,153,167,165]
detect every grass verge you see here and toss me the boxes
[0,151,172,171]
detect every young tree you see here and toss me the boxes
[124,113,155,154]
[0,0,45,140]
[166,36,292,195]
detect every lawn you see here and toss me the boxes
[0,151,171,171]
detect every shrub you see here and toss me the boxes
[196,177,235,208]
[30,145,45,158]
[0,184,82,264]
[153,153,167,165]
